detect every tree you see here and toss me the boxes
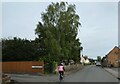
[2,37,44,61]
[97,56,101,62]
[35,2,82,63]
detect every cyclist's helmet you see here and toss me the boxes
[61,63,64,65]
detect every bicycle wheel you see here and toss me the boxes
[59,73,63,81]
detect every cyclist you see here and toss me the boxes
[58,63,65,80]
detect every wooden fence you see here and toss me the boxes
[1,61,44,74]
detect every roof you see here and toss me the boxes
[106,46,120,57]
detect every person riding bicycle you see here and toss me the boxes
[58,63,65,79]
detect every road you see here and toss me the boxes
[63,65,118,82]
[10,65,119,83]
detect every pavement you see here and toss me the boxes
[104,67,119,79]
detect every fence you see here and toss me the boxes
[2,61,44,74]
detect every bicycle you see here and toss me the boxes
[59,72,63,81]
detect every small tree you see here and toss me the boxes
[97,56,101,62]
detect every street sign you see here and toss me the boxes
[32,66,43,69]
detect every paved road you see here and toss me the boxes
[63,65,118,82]
[10,65,119,83]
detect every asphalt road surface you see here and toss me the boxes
[63,65,118,82]
[10,65,119,83]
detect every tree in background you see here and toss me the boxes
[97,56,101,62]
[35,2,82,63]
[2,37,44,61]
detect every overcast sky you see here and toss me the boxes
[2,1,118,59]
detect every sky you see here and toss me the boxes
[1,1,118,59]
[118,2,120,48]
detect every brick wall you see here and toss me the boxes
[107,46,120,67]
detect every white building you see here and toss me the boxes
[80,56,91,64]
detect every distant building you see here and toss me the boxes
[80,56,91,64]
[84,59,90,64]
[106,46,120,67]
[80,56,85,64]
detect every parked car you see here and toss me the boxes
[96,62,101,66]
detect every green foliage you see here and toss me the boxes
[2,2,83,64]
[35,2,82,63]
[97,56,101,62]
[2,37,46,61]
[44,61,57,74]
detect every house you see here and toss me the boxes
[84,59,90,64]
[80,56,85,64]
[80,56,91,65]
[106,46,120,67]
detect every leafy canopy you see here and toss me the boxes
[35,2,82,63]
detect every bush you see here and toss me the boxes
[44,61,57,74]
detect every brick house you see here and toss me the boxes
[106,46,120,67]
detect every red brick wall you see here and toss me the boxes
[107,47,120,67]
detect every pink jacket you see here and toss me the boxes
[58,66,64,71]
